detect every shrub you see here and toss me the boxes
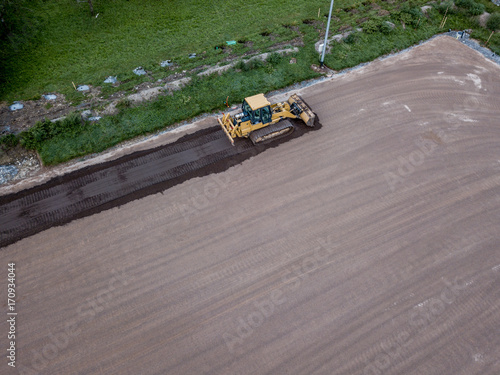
[0,134,19,150]
[468,3,485,16]
[19,112,84,150]
[455,0,485,16]
[380,22,394,34]
[434,1,457,15]
[116,98,131,110]
[363,19,382,34]
[487,13,500,31]
[344,31,359,44]
[267,52,283,65]
[395,4,423,27]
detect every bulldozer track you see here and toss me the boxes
[250,120,295,145]
[0,122,317,248]
[0,129,239,247]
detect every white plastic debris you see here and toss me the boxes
[189,53,197,59]
[161,60,173,67]
[43,94,57,100]
[133,67,147,75]
[104,76,117,84]
[77,85,90,92]
[9,102,23,111]
[88,116,102,121]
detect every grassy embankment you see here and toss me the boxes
[1,0,499,165]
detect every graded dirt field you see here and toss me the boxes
[1,36,499,374]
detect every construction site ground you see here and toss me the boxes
[1,36,499,374]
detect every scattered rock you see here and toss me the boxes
[165,77,192,92]
[421,5,432,14]
[9,102,23,111]
[51,116,66,123]
[310,64,322,72]
[88,116,102,121]
[102,101,119,116]
[492,0,500,6]
[133,67,147,76]
[479,12,490,28]
[385,21,396,30]
[128,87,164,103]
[0,165,18,185]
[104,76,117,84]
[289,57,297,64]
[378,9,390,16]
[81,110,93,120]
[77,85,90,92]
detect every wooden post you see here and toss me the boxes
[440,16,448,29]
[486,31,494,46]
[440,6,449,29]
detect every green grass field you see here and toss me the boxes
[1,0,499,164]
[1,0,326,101]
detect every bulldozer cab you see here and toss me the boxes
[243,94,272,124]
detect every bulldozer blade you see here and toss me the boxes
[218,114,235,146]
[288,94,316,127]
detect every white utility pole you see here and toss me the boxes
[320,0,334,67]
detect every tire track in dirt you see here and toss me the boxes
[0,122,319,248]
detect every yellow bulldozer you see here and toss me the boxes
[218,93,316,145]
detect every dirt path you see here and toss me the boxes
[1,36,499,375]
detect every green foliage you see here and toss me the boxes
[1,0,325,101]
[380,22,394,34]
[394,4,423,28]
[455,0,485,16]
[326,23,439,70]
[235,58,266,72]
[344,31,360,44]
[487,13,500,31]
[20,112,84,150]
[0,134,19,150]
[363,19,382,34]
[116,98,131,110]
[434,1,458,15]
[267,52,283,65]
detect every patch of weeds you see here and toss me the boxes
[267,52,283,65]
[487,13,500,31]
[455,0,485,16]
[344,31,360,44]
[27,94,42,101]
[363,18,383,33]
[434,1,458,15]
[44,103,53,110]
[380,21,395,34]
[116,98,132,110]
[20,111,85,151]
[0,134,19,151]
